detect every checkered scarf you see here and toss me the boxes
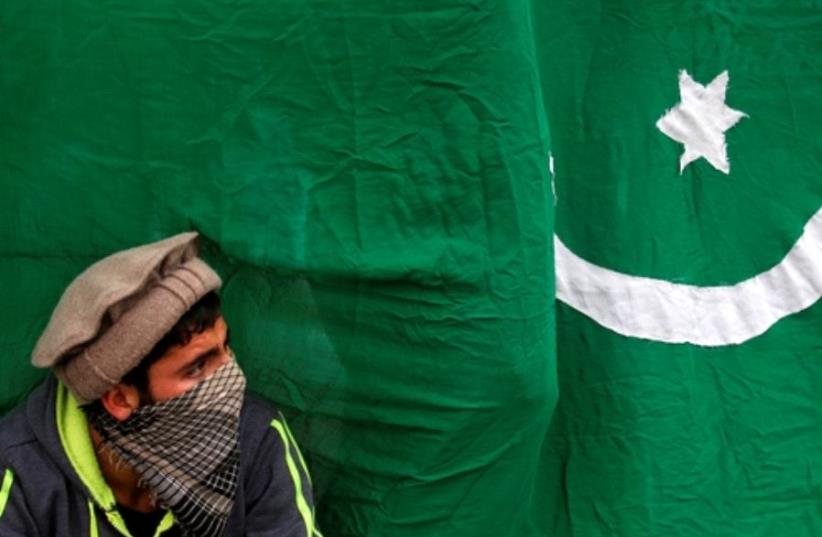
[84,359,246,537]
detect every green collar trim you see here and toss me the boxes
[55,381,176,537]
[154,511,176,536]
[55,380,116,511]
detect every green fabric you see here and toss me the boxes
[0,2,819,537]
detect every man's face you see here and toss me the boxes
[144,316,232,402]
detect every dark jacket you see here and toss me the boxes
[0,376,321,537]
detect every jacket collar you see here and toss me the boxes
[26,376,174,537]
[54,379,117,510]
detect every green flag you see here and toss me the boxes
[0,1,553,536]
[536,2,821,536]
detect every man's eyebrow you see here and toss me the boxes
[175,326,230,374]
[176,346,221,374]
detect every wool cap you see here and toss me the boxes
[31,232,222,404]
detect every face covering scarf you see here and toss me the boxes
[84,358,246,537]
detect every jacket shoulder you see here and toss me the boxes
[0,379,65,481]
[240,392,281,435]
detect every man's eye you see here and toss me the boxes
[186,359,206,377]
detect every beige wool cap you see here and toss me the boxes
[31,232,222,404]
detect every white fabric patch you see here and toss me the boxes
[555,205,822,347]
[656,70,747,174]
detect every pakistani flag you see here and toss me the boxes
[0,1,819,536]
[536,2,822,537]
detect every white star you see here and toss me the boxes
[656,70,747,174]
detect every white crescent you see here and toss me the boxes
[555,205,822,346]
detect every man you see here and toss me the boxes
[0,232,322,537]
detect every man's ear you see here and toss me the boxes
[99,383,141,421]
